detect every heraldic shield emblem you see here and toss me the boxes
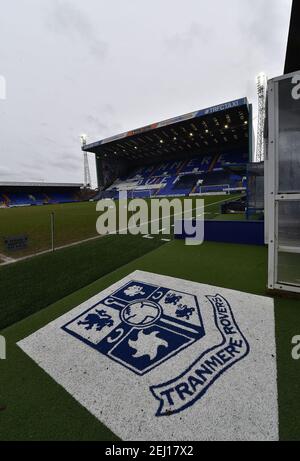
[62,280,205,375]
[19,272,278,438]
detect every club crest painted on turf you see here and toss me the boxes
[62,280,250,415]
[62,281,205,376]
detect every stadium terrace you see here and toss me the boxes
[83,98,252,201]
[0,182,84,208]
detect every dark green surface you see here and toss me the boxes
[0,234,162,330]
[0,240,299,440]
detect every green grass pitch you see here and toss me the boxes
[0,195,241,259]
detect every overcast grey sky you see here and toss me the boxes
[0,0,292,186]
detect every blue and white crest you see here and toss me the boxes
[19,272,278,439]
[62,280,205,376]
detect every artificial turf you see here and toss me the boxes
[0,239,299,440]
[0,234,163,330]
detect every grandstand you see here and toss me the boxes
[1,1,300,444]
[0,182,84,208]
[84,98,252,199]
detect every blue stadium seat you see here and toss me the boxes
[101,150,247,199]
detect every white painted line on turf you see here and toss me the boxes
[0,195,237,266]
[114,196,235,235]
[0,253,16,264]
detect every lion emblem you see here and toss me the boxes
[165,292,182,306]
[78,309,114,332]
[175,305,195,321]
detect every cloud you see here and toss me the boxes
[0,165,43,182]
[0,0,292,187]
[164,22,211,54]
[46,0,108,59]
[42,150,82,170]
[48,159,81,171]
[86,115,110,133]
[0,166,13,177]
[18,151,82,177]
[85,114,122,138]
[239,0,291,69]
[19,163,44,172]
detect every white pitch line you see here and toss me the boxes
[0,253,16,264]
[0,195,238,266]
[115,196,239,234]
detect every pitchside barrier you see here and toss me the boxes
[198,184,230,195]
[175,220,265,246]
[247,162,264,220]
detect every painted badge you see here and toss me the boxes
[62,280,249,415]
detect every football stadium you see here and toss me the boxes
[0,0,299,444]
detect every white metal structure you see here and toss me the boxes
[83,153,92,188]
[256,73,267,162]
[80,134,92,188]
[266,71,300,294]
